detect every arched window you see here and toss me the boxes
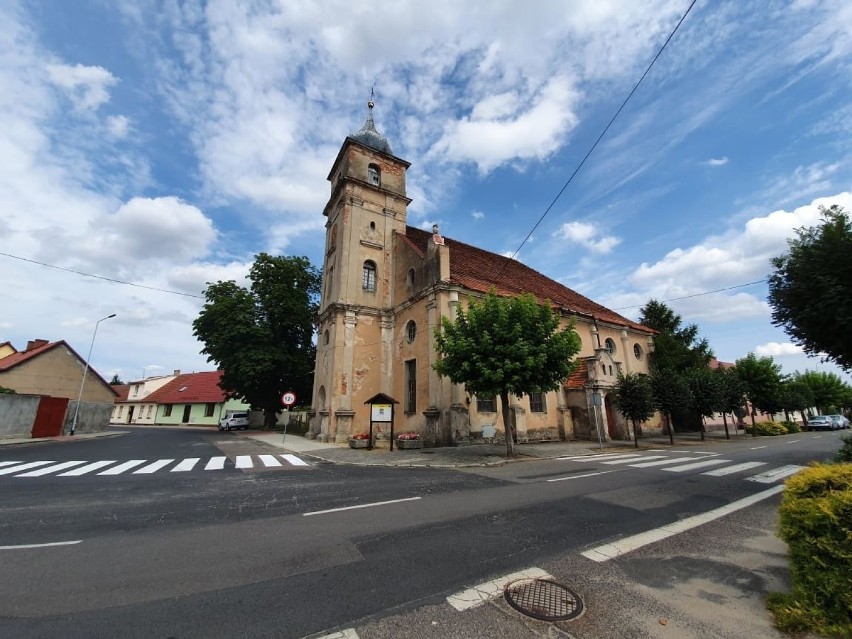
[362,260,377,292]
[368,163,381,186]
[406,320,416,343]
[407,268,415,289]
[605,338,616,355]
[633,343,644,360]
[323,329,330,345]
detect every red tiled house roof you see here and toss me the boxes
[0,339,118,396]
[564,364,590,390]
[405,226,653,334]
[111,384,131,402]
[144,371,230,405]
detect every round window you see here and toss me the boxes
[633,343,643,360]
[406,320,417,343]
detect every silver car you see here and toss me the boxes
[827,414,850,430]
[805,415,835,431]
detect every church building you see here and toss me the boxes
[308,100,659,446]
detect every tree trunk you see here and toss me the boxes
[632,419,639,448]
[722,412,730,440]
[749,406,756,428]
[699,418,705,441]
[500,391,515,459]
[263,408,277,430]
[800,410,807,428]
[667,412,674,445]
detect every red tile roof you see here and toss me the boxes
[0,340,118,395]
[111,384,131,402]
[564,364,590,390]
[405,226,653,334]
[144,371,230,405]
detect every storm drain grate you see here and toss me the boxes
[503,578,583,622]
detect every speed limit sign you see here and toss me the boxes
[281,391,297,407]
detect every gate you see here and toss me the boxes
[32,396,70,438]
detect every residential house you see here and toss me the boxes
[309,101,658,446]
[145,371,250,427]
[110,372,181,425]
[0,341,17,361]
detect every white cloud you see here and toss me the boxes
[106,115,130,138]
[704,156,729,166]
[755,341,804,357]
[46,62,117,111]
[472,210,485,220]
[554,221,621,254]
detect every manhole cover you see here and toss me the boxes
[504,578,583,622]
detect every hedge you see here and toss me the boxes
[745,420,788,436]
[768,463,852,637]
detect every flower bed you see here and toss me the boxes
[349,432,370,448]
[396,432,423,449]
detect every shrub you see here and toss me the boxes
[836,435,852,463]
[768,464,852,637]
[781,420,801,434]
[745,420,788,436]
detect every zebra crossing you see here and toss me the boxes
[0,453,310,479]
[557,451,804,484]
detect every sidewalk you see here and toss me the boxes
[0,430,128,447]
[245,429,746,468]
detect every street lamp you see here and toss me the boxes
[70,313,116,436]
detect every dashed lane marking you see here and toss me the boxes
[303,496,421,517]
[750,445,767,450]
[547,470,616,482]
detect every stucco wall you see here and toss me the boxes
[66,401,112,434]
[0,345,115,402]
[0,394,40,438]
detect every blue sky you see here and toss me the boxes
[1,0,850,384]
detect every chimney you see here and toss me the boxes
[173,369,181,376]
[26,339,49,351]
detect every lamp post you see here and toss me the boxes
[70,313,116,436]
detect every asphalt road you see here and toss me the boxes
[0,427,845,638]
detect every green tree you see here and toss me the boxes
[780,376,814,425]
[650,368,692,445]
[796,370,849,414]
[686,367,722,441]
[639,300,713,373]
[109,374,125,385]
[613,373,656,448]
[768,205,852,372]
[734,353,783,426]
[193,253,321,428]
[433,290,581,458]
[714,367,746,439]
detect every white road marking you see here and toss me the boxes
[0,461,23,469]
[314,629,360,639]
[0,540,82,550]
[0,461,55,476]
[785,440,800,444]
[628,456,696,468]
[171,458,200,472]
[205,456,226,470]
[558,453,625,461]
[603,455,667,465]
[58,460,117,476]
[662,459,730,473]
[581,485,785,562]
[259,454,282,467]
[281,454,308,466]
[447,567,551,611]
[303,496,421,517]
[750,445,767,450]
[547,470,615,482]
[575,454,643,462]
[134,459,175,474]
[812,435,822,439]
[701,462,767,477]
[14,461,87,477]
[235,455,253,469]
[745,465,805,484]
[97,460,147,475]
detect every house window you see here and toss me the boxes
[164,405,173,417]
[529,392,546,413]
[405,359,416,413]
[324,329,330,345]
[146,405,153,417]
[325,265,334,301]
[368,163,381,186]
[118,406,124,417]
[406,320,416,343]
[362,260,377,292]
[132,386,139,396]
[205,403,215,417]
[605,338,616,355]
[370,221,376,231]
[477,395,496,413]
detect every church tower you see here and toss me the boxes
[311,98,412,442]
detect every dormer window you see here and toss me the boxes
[368,163,381,186]
[362,260,377,292]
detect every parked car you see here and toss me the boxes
[219,412,250,431]
[805,415,836,431]
[827,414,850,430]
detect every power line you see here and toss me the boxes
[0,251,204,299]
[506,0,699,263]
[612,279,768,312]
